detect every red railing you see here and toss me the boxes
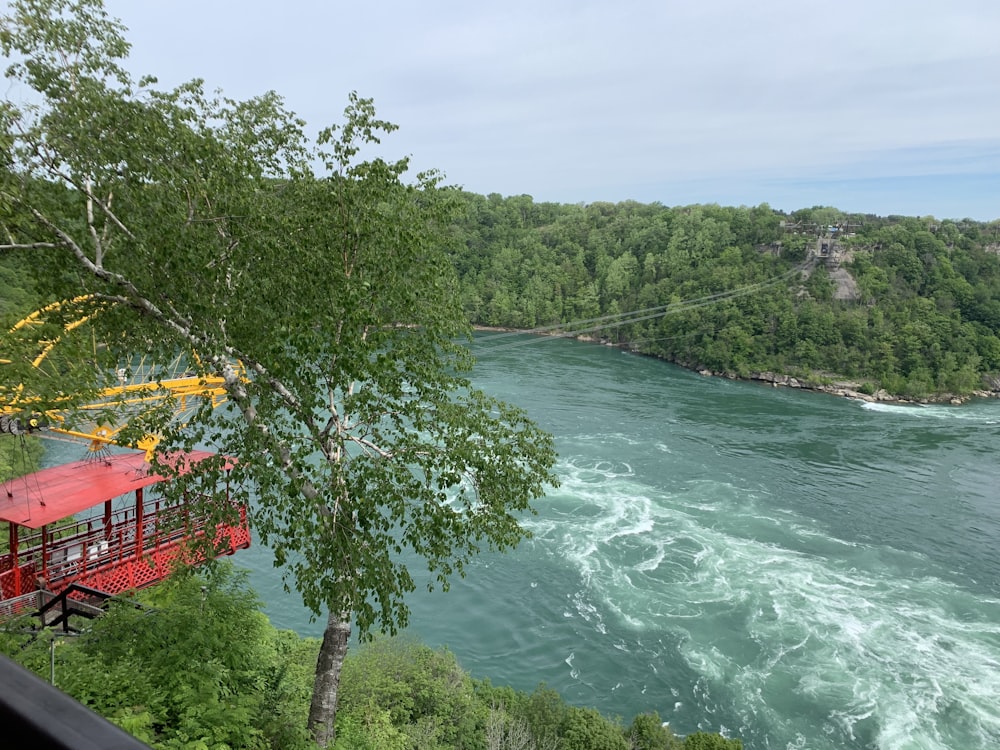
[1,493,249,602]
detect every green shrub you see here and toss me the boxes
[628,711,681,750]
[338,636,487,749]
[561,706,629,750]
[6,564,317,750]
[683,730,744,749]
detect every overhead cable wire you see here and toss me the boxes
[474,261,811,355]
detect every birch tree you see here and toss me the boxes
[0,1,558,745]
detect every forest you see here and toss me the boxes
[446,195,1000,400]
[6,196,1000,403]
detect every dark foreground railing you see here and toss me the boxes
[0,653,151,749]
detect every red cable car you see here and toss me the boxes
[0,450,251,619]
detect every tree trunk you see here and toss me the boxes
[308,610,352,747]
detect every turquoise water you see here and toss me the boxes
[85,334,1000,749]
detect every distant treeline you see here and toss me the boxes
[5,193,1000,400]
[448,194,1000,399]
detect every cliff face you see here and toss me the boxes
[807,236,861,301]
[829,266,860,301]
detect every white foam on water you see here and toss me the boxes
[860,400,1000,424]
[563,454,635,480]
[530,456,1000,749]
[634,546,665,572]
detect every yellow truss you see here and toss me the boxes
[1,296,240,459]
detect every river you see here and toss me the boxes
[141,334,1000,748]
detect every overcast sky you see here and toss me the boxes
[85,2,1000,220]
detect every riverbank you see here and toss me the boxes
[693,367,1000,405]
[587,333,1000,405]
[472,326,1000,405]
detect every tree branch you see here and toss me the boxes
[0,241,63,251]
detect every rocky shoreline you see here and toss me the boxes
[694,368,1000,406]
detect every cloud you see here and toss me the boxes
[94,1,1000,219]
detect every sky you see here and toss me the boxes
[33,2,1000,219]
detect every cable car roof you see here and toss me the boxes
[0,450,226,528]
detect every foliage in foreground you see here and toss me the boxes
[2,565,317,749]
[1,1,559,742]
[0,566,741,750]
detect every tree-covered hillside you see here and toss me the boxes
[449,195,1000,400]
[7,193,1000,402]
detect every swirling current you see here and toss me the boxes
[144,335,1000,749]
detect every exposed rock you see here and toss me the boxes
[829,267,861,301]
[605,339,1000,405]
[749,371,804,389]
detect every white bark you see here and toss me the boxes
[307,610,352,747]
